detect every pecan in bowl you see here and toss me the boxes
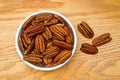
[16,10,77,71]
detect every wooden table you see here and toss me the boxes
[0,0,120,80]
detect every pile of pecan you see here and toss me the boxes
[18,13,74,67]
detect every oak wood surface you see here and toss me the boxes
[0,0,120,80]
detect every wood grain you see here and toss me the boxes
[0,0,120,80]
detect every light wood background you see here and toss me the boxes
[0,0,120,80]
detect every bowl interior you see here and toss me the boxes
[16,10,77,71]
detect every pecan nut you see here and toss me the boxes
[54,50,71,62]
[51,29,65,40]
[24,39,35,54]
[22,31,31,44]
[51,25,68,36]
[42,46,60,58]
[64,26,74,44]
[36,13,53,22]
[26,22,45,37]
[50,25,68,40]
[18,36,25,52]
[42,27,52,40]
[44,18,59,26]
[57,50,71,64]
[35,35,45,53]
[22,16,35,30]
[21,37,28,48]
[77,21,94,39]
[80,43,98,54]
[25,53,43,58]
[35,35,40,54]
[53,40,73,50]
[92,33,112,46]
[24,54,42,63]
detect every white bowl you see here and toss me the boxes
[15,10,77,71]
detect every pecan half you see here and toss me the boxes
[51,30,65,41]
[35,35,45,53]
[18,36,25,52]
[53,40,73,50]
[57,50,71,64]
[21,37,28,48]
[42,27,52,40]
[64,26,74,44]
[35,35,40,54]
[24,39,35,54]
[36,13,53,22]
[42,46,60,58]
[22,31,31,44]
[77,21,94,39]
[39,35,45,53]
[25,53,43,58]
[80,43,98,54]
[24,54,42,63]
[22,16,35,30]
[92,33,112,46]
[54,50,71,62]
[44,18,59,26]
[26,22,45,37]
[51,25,68,36]
[50,25,68,40]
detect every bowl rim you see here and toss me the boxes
[15,10,77,71]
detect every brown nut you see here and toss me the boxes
[57,50,71,64]
[24,53,42,63]
[22,31,31,45]
[26,22,45,37]
[24,39,35,55]
[44,18,59,26]
[92,33,112,46]
[42,46,60,58]
[54,50,71,62]
[80,43,98,54]
[50,25,68,41]
[22,15,36,30]
[53,40,73,50]
[35,35,45,53]
[64,26,74,44]
[42,27,52,40]
[36,13,53,22]
[77,21,94,39]
[18,36,25,52]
